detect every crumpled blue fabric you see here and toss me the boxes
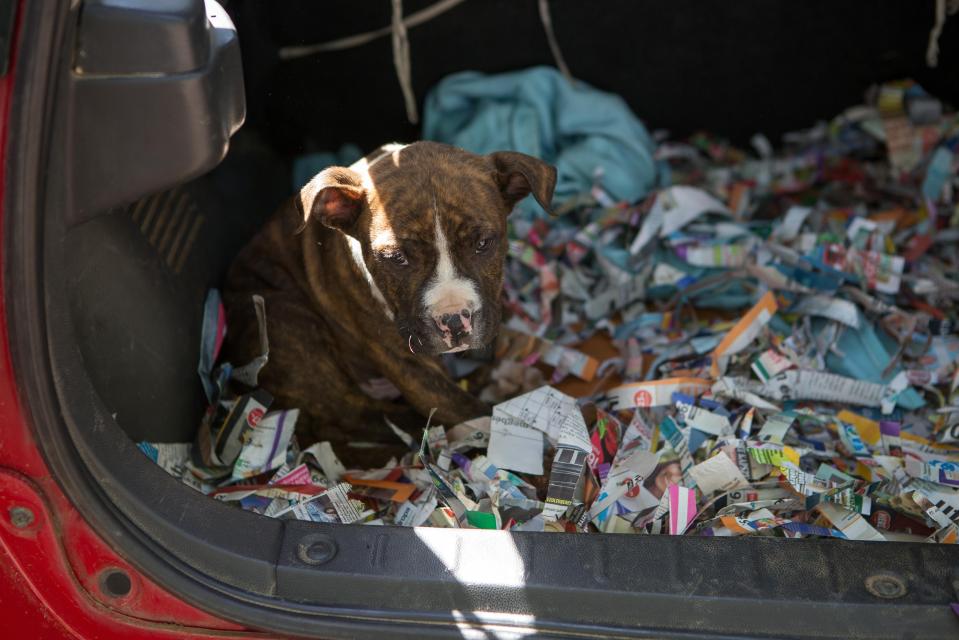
[820,314,924,410]
[423,67,662,216]
[292,143,363,191]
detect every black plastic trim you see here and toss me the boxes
[0,0,16,77]
[68,0,245,223]
[5,1,959,639]
[75,0,210,75]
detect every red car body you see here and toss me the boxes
[0,5,253,637]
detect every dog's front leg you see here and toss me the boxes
[378,349,490,426]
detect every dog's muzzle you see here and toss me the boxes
[433,307,473,353]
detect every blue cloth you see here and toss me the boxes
[292,144,363,191]
[423,67,662,215]
[821,314,924,410]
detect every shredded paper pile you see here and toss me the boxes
[141,79,959,542]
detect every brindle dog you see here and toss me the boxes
[222,142,556,463]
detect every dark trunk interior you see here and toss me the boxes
[68,0,959,446]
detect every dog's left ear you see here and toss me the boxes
[489,151,557,216]
[295,166,366,233]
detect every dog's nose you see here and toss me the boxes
[444,312,466,340]
[433,308,473,346]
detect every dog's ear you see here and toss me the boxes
[489,151,557,216]
[295,166,366,233]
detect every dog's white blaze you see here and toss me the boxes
[352,142,408,175]
[423,215,481,316]
[345,235,394,320]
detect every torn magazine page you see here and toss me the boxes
[630,186,730,254]
[711,291,778,376]
[231,294,270,387]
[758,370,887,407]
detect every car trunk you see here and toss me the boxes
[9,0,959,637]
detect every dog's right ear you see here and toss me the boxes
[295,166,366,234]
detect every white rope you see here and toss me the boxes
[927,0,947,67]
[927,0,959,67]
[278,0,466,60]
[538,0,572,80]
[277,0,577,124]
[392,0,418,124]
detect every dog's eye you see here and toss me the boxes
[475,237,493,254]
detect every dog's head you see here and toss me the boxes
[296,142,556,355]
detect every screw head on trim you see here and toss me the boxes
[8,506,34,529]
